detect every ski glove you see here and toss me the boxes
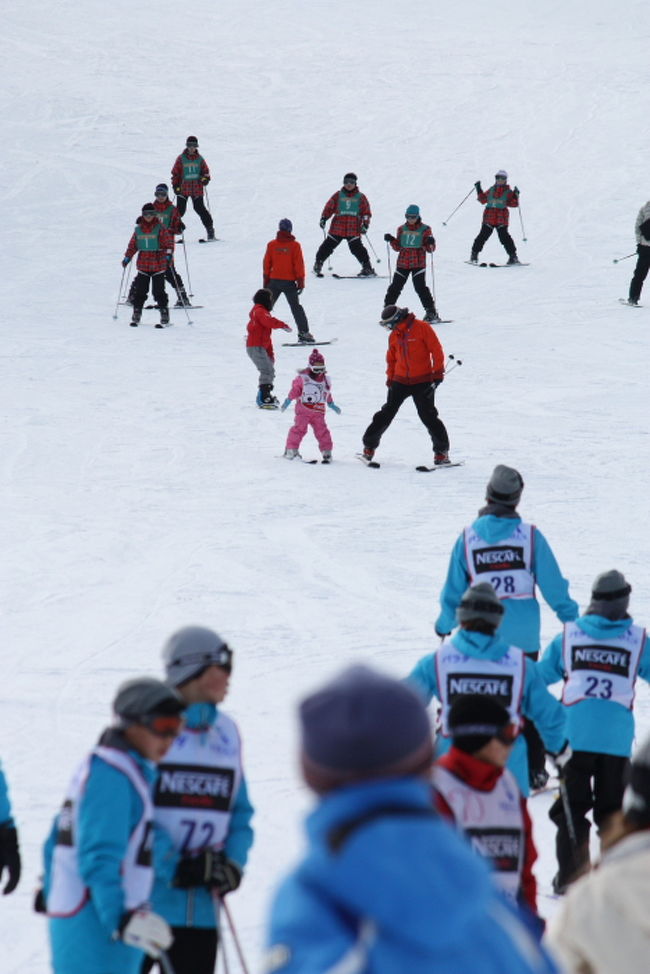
[174,850,242,895]
[513,186,520,196]
[122,257,131,267]
[280,398,292,412]
[319,218,327,229]
[383,233,395,242]
[549,741,573,771]
[0,824,20,895]
[200,176,210,185]
[360,225,368,234]
[328,402,342,414]
[475,181,482,193]
[282,325,292,332]
[119,909,173,958]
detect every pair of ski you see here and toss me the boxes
[357,454,464,473]
[618,298,642,308]
[465,261,530,268]
[314,271,387,279]
[282,338,337,347]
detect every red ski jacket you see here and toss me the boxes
[386,314,444,385]
[477,184,519,227]
[124,219,174,273]
[263,232,306,289]
[246,303,289,361]
[153,199,183,236]
[321,187,371,238]
[171,152,211,198]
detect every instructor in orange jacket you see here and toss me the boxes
[361,306,451,465]
[263,219,315,344]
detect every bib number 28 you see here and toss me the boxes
[491,575,515,594]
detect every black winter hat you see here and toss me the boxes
[253,288,273,310]
[343,172,358,183]
[623,735,650,826]
[155,183,169,195]
[486,464,524,507]
[300,665,434,794]
[448,694,511,754]
[113,677,184,724]
[141,202,156,215]
[588,570,632,620]
[186,135,199,146]
[279,218,293,232]
[457,582,505,629]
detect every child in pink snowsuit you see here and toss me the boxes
[281,350,341,461]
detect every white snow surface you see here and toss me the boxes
[2,0,650,968]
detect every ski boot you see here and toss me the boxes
[434,451,452,466]
[469,251,478,264]
[156,307,170,328]
[206,227,215,241]
[259,384,279,409]
[357,264,377,277]
[321,450,332,464]
[423,308,441,323]
[130,308,142,327]
[283,448,300,459]
[507,254,520,265]
[362,447,375,461]
[298,331,316,344]
[313,260,323,277]
[174,288,190,308]
[628,296,639,306]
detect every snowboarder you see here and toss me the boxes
[246,288,292,408]
[264,665,560,974]
[171,136,214,240]
[263,219,315,342]
[470,170,520,265]
[41,678,185,974]
[0,760,20,896]
[143,627,255,974]
[313,173,374,277]
[383,205,440,321]
[122,204,174,327]
[433,695,541,923]
[538,570,650,894]
[547,734,650,973]
[280,349,341,461]
[627,200,650,305]
[407,581,571,797]
[361,305,450,465]
[434,464,579,790]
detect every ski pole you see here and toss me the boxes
[442,187,474,226]
[221,898,250,974]
[385,241,392,277]
[364,233,382,264]
[613,252,637,264]
[518,203,528,242]
[113,265,127,319]
[444,353,463,376]
[212,895,231,974]
[558,768,579,860]
[179,236,194,296]
[168,263,194,325]
[322,227,333,273]
[158,951,176,974]
[429,252,437,303]
[122,260,133,300]
[205,187,212,215]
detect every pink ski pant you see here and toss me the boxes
[285,403,333,451]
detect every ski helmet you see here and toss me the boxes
[279,218,293,232]
[308,350,326,373]
[163,626,233,687]
[405,204,420,217]
[113,677,184,724]
[186,135,199,147]
[486,464,524,507]
[448,695,514,754]
[588,570,632,620]
[155,183,169,196]
[380,305,409,330]
[495,169,508,180]
[456,582,505,629]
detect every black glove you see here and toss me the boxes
[474,181,482,193]
[174,850,242,895]
[383,233,394,242]
[513,186,520,196]
[319,218,326,229]
[34,888,47,913]
[173,187,182,195]
[179,221,186,232]
[0,824,21,895]
[200,176,210,185]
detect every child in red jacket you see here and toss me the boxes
[433,694,541,924]
[246,288,292,409]
[280,350,341,461]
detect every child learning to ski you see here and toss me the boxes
[281,350,341,461]
[246,288,292,408]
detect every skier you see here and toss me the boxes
[627,199,650,305]
[122,204,174,327]
[408,581,571,796]
[263,219,315,343]
[171,136,214,240]
[281,349,341,461]
[383,204,440,322]
[0,760,20,895]
[434,464,579,790]
[433,695,540,923]
[126,186,189,308]
[546,734,650,973]
[41,678,185,974]
[246,288,292,408]
[143,627,255,974]
[361,305,450,466]
[313,173,374,277]
[470,170,520,265]
[537,570,650,894]
[264,665,561,974]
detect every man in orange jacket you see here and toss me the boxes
[361,305,451,464]
[263,219,315,343]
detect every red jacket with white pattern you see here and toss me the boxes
[389,219,436,269]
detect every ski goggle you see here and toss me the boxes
[451,721,519,745]
[310,363,326,373]
[154,192,167,198]
[343,179,357,186]
[141,714,185,738]
[494,175,507,181]
[169,644,234,677]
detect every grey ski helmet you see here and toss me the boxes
[163,626,233,687]
[588,570,632,620]
[486,465,524,507]
[113,677,184,724]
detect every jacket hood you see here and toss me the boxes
[450,628,513,661]
[575,614,636,639]
[184,701,218,730]
[276,230,295,241]
[471,513,523,542]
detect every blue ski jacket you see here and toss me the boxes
[538,614,650,755]
[435,515,578,654]
[43,735,157,974]
[0,761,14,826]
[265,777,559,974]
[150,702,255,928]
[406,629,567,795]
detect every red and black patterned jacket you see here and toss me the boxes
[389,219,436,270]
[321,187,371,238]
[153,199,183,237]
[477,184,519,227]
[124,219,174,273]
[171,152,211,198]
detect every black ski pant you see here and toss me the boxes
[629,244,650,302]
[315,233,369,267]
[384,267,435,313]
[363,381,449,454]
[268,278,309,335]
[549,750,629,886]
[472,223,517,258]
[133,270,168,310]
[141,925,218,974]
[522,651,546,781]
[176,193,213,231]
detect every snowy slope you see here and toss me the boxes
[2,0,650,968]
